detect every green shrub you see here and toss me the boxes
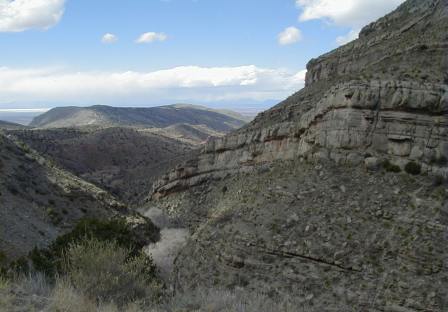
[382,160,401,173]
[64,239,161,306]
[405,161,421,175]
[24,218,160,277]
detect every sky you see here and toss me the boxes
[0,0,406,116]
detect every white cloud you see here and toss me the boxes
[278,26,302,45]
[136,32,168,44]
[101,33,118,44]
[0,0,65,32]
[296,0,405,45]
[0,108,49,112]
[0,66,307,106]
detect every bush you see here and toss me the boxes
[405,161,421,175]
[24,217,160,277]
[382,160,401,173]
[64,239,161,306]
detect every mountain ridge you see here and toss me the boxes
[0,120,29,130]
[30,104,248,131]
[8,127,195,206]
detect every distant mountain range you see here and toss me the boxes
[29,104,250,131]
[0,120,29,130]
[1,104,250,209]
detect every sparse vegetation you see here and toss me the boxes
[46,207,63,225]
[12,217,159,277]
[64,239,161,306]
[0,275,308,312]
[382,159,402,173]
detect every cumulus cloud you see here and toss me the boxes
[278,26,302,45]
[101,33,118,44]
[296,0,405,45]
[136,32,168,43]
[0,66,307,105]
[0,0,65,32]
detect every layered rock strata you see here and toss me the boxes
[153,0,448,198]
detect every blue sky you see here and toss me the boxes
[0,0,405,115]
[1,0,342,71]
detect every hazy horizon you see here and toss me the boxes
[0,102,269,125]
[0,0,405,116]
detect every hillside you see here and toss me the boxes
[0,120,29,130]
[0,132,125,259]
[147,0,448,311]
[145,123,226,145]
[9,127,195,205]
[29,104,248,131]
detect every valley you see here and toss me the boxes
[0,0,447,311]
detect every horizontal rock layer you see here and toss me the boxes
[153,0,448,198]
[153,80,448,197]
[147,1,448,311]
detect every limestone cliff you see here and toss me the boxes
[147,0,448,311]
[153,0,448,198]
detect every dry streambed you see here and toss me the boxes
[143,208,190,281]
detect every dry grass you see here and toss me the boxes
[0,239,310,312]
[160,288,310,312]
[0,277,311,312]
[64,239,162,306]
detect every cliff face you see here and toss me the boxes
[153,0,448,198]
[147,0,448,311]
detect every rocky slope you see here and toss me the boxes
[145,123,226,145]
[8,127,195,205]
[153,159,447,311]
[147,0,448,311]
[0,132,125,259]
[30,104,248,131]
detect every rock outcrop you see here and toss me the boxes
[156,160,447,311]
[153,0,448,198]
[146,0,448,311]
